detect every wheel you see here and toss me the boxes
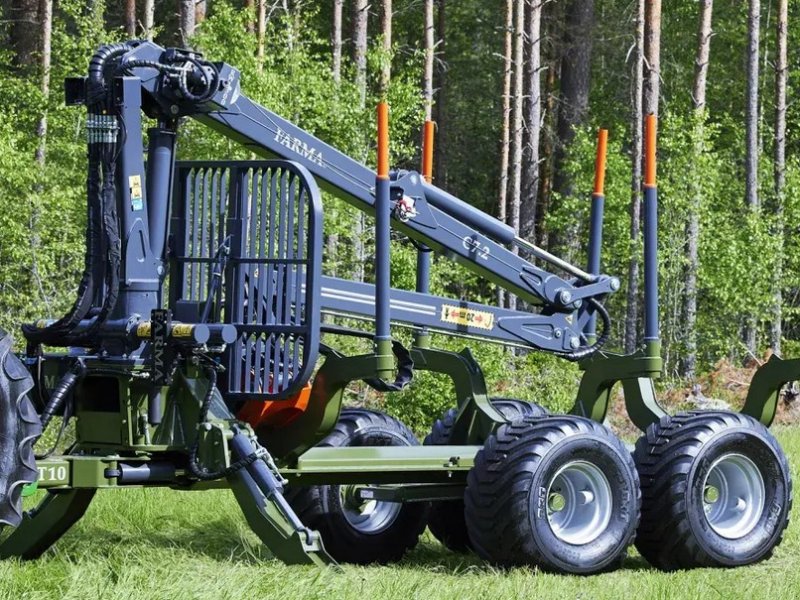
[464,415,640,574]
[0,330,41,528]
[424,398,548,552]
[634,411,792,570]
[284,408,428,564]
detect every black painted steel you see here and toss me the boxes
[171,161,322,401]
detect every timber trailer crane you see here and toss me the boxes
[0,41,791,574]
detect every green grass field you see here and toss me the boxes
[2,426,799,600]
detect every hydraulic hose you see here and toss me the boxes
[562,298,611,362]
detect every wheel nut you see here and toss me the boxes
[548,492,566,512]
[704,485,720,504]
[578,490,595,505]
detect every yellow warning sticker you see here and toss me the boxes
[440,305,494,330]
[137,322,151,338]
[129,174,143,210]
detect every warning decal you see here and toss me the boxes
[440,305,495,330]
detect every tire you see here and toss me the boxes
[0,330,42,527]
[464,415,640,574]
[634,410,792,570]
[424,399,548,552]
[284,408,428,564]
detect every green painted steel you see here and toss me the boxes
[742,355,800,426]
[572,342,667,431]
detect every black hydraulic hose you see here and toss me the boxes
[39,360,85,431]
[87,43,132,107]
[23,45,131,346]
[187,366,263,481]
[562,298,611,362]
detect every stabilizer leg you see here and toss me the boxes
[228,434,335,567]
[0,489,96,560]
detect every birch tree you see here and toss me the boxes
[625,0,645,354]
[508,0,525,310]
[744,0,760,355]
[771,0,788,353]
[520,0,544,243]
[681,0,713,378]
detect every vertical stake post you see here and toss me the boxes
[585,128,608,342]
[414,121,435,348]
[643,114,660,350]
[374,103,393,378]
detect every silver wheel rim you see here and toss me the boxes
[702,453,765,539]
[545,460,613,545]
[339,486,402,534]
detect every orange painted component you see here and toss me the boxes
[377,102,390,179]
[237,382,312,429]
[644,114,657,187]
[422,120,435,183]
[593,128,609,195]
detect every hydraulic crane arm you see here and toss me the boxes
[119,41,617,310]
[47,41,617,357]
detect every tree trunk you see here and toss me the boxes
[496,0,513,307]
[332,0,343,84]
[352,0,369,108]
[434,0,447,188]
[245,0,256,34]
[771,0,787,354]
[179,0,195,47]
[681,0,714,378]
[326,0,345,277]
[538,32,560,248]
[379,0,392,98]
[125,0,137,37]
[744,0,760,356]
[352,0,369,283]
[143,0,154,41]
[34,0,53,166]
[520,0,543,243]
[643,0,661,117]
[745,0,760,212]
[195,1,207,26]
[507,0,525,311]
[625,0,645,354]
[550,0,594,257]
[257,0,267,70]
[423,0,435,121]
[9,0,39,70]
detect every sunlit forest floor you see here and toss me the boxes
[1,427,798,600]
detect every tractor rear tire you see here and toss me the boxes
[284,408,428,564]
[634,411,792,570]
[0,330,42,528]
[424,399,548,553]
[464,415,640,574]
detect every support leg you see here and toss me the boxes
[0,489,96,560]
[228,433,335,567]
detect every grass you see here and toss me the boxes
[2,427,800,600]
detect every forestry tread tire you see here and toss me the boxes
[0,330,42,528]
[464,415,640,574]
[634,410,792,571]
[285,408,428,564]
[424,399,548,552]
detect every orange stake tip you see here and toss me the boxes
[593,128,609,195]
[377,102,390,179]
[422,120,435,182]
[645,114,657,187]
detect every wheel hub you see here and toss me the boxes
[702,453,765,539]
[338,485,402,535]
[545,460,613,545]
